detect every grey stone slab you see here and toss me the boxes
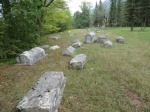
[17,71,66,112]
[16,47,46,65]
[62,46,75,56]
[85,32,97,44]
[69,54,87,69]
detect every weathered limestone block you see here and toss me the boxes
[97,35,107,44]
[85,32,97,44]
[16,47,46,65]
[62,46,75,56]
[69,54,87,69]
[39,45,50,50]
[17,71,66,112]
[72,41,83,48]
[116,36,124,43]
[103,41,113,48]
[50,45,60,50]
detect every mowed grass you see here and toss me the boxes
[0,27,150,112]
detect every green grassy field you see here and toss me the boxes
[0,27,150,112]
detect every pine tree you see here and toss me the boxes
[137,0,150,30]
[109,0,117,27]
[125,0,137,31]
[93,2,99,27]
[93,0,104,27]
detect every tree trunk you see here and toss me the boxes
[131,22,134,31]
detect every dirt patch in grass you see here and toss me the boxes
[125,87,146,112]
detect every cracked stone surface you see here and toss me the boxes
[17,72,66,112]
[85,32,97,44]
[16,47,46,65]
[69,54,87,69]
[62,46,75,56]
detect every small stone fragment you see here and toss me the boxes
[39,45,50,50]
[116,36,124,43]
[103,40,113,48]
[50,45,60,50]
[62,46,75,56]
[51,35,60,40]
[72,41,83,48]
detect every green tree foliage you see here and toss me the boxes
[93,0,105,27]
[43,0,73,33]
[1,0,41,58]
[125,0,150,31]
[73,11,82,28]
[73,2,91,28]
[125,0,137,31]
[93,2,99,27]
[0,0,72,59]
[116,0,126,26]
[136,0,150,30]
[109,0,117,27]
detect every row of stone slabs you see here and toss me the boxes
[16,32,125,112]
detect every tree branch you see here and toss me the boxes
[45,0,54,7]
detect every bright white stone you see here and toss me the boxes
[50,45,60,50]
